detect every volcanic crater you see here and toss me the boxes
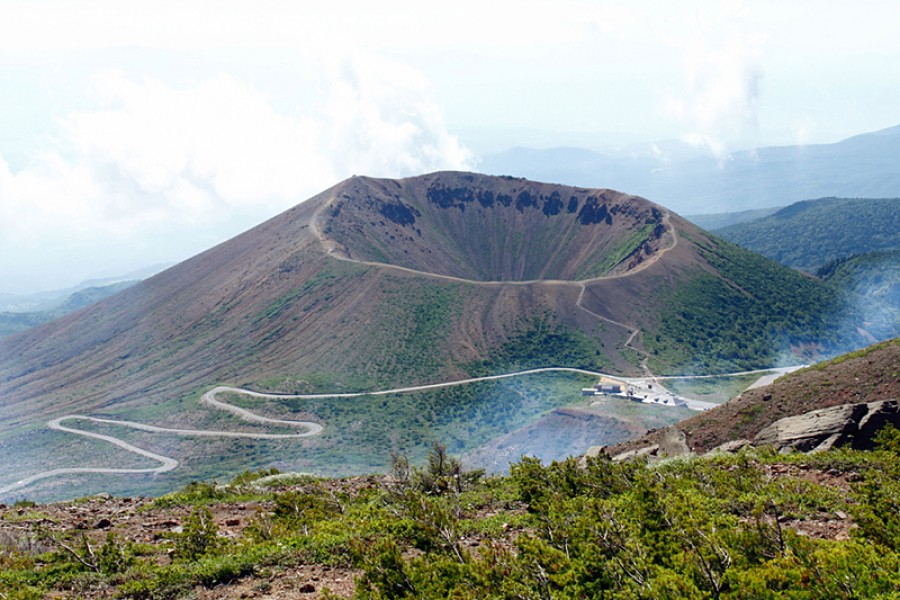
[315,172,671,282]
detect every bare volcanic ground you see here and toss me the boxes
[318,172,672,281]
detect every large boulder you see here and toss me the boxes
[753,399,900,453]
[610,429,692,463]
[658,428,692,458]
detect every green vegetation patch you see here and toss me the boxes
[817,250,900,339]
[646,237,864,373]
[352,279,464,386]
[575,223,655,279]
[466,316,609,377]
[227,371,597,476]
[715,197,900,272]
[6,434,900,598]
[254,267,341,323]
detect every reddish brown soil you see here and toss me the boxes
[0,173,706,432]
[0,463,861,598]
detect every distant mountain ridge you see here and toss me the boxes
[479,124,900,213]
[0,280,139,338]
[685,207,782,231]
[0,264,170,312]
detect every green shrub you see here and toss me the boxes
[171,506,222,561]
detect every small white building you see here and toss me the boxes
[583,377,625,396]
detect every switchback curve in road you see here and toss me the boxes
[0,361,791,499]
[0,368,649,498]
[0,387,323,498]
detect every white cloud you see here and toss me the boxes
[0,56,471,294]
[664,0,765,160]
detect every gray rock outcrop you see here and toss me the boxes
[709,439,751,454]
[658,428,692,458]
[752,399,900,453]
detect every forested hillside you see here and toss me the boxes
[714,197,899,272]
[818,250,900,302]
[644,235,862,372]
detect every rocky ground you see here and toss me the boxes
[0,479,378,599]
[0,459,866,599]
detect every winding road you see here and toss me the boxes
[0,360,793,499]
[0,208,791,498]
[0,387,323,498]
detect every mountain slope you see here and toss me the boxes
[714,197,900,272]
[819,249,900,304]
[0,172,863,420]
[0,280,138,338]
[817,250,900,340]
[0,172,872,499]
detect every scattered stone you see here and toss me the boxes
[709,439,751,454]
[582,445,605,459]
[144,519,179,528]
[612,444,659,462]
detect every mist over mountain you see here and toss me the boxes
[0,172,874,499]
[685,207,782,231]
[479,125,900,214]
[708,197,900,342]
[0,280,139,338]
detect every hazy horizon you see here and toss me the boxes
[2,0,899,295]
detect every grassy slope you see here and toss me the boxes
[816,249,900,340]
[644,233,864,373]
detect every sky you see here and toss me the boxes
[1,0,899,295]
